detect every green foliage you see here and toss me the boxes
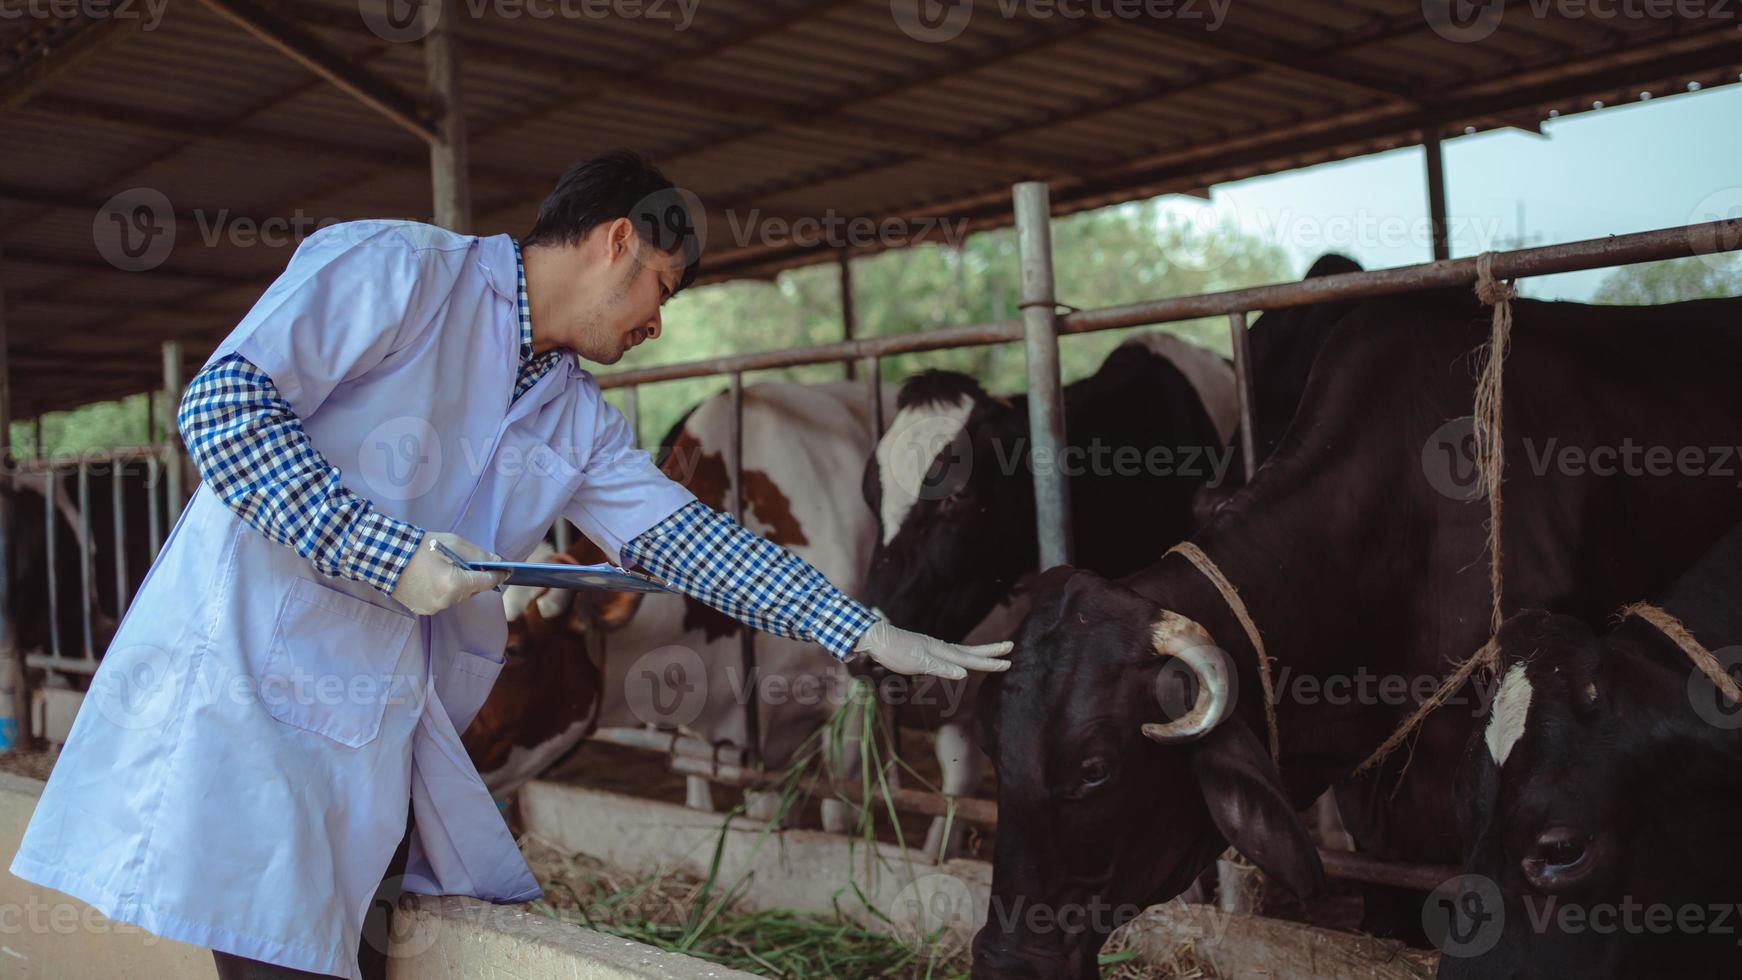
[1592,253,1741,305]
[605,200,1292,446]
[9,393,158,460]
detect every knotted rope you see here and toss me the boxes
[1621,602,1742,705]
[1166,542,1281,763]
[1351,253,1517,776]
[1473,251,1515,634]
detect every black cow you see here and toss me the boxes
[973,290,1742,978]
[1440,524,1742,979]
[861,332,1236,644]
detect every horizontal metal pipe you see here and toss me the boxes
[596,218,1742,390]
[10,443,179,474]
[24,654,96,675]
[588,726,748,768]
[1317,850,1462,893]
[667,755,1456,889]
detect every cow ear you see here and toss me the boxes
[1189,718,1324,899]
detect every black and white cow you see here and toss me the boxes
[862,331,1237,645]
[1440,522,1742,979]
[973,289,1742,978]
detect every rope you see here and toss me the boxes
[1472,251,1515,634]
[1353,637,1500,776]
[1351,254,1517,777]
[1166,542,1281,763]
[1622,602,1742,704]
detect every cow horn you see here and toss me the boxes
[1140,612,1233,743]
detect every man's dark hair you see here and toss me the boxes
[523,150,701,291]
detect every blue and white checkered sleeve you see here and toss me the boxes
[620,500,878,662]
[177,352,424,594]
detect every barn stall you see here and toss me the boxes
[1,0,1739,976]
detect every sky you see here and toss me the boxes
[1153,82,1742,300]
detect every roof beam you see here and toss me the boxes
[1114,18,1418,107]
[0,14,140,112]
[191,0,440,144]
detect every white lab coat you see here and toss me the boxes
[9,221,695,978]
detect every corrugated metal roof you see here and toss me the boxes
[0,0,1737,414]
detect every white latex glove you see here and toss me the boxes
[853,618,1014,680]
[390,532,510,616]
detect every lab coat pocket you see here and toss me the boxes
[441,648,506,733]
[258,577,416,748]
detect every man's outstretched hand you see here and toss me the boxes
[853,618,1014,680]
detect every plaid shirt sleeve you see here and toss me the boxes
[620,500,878,661]
[177,352,424,594]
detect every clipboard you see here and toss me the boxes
[431,539,670,593]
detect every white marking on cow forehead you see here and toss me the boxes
[504,541,568,621]
[875,396,973,545]
[1484,664,1533,768]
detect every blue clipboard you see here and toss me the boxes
[470,561,671,593]
[432,540,670,593]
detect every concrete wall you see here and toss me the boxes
[0,773,754,980]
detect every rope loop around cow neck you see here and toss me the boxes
[1165,542,1281,763]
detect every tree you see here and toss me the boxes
[1592,253,1741,305]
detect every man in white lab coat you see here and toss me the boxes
[11,151,1009,979]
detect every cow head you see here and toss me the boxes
[862,371,1033,642]
[972,568,1322,978]
[1439,610,1742,980]
[464,545,626,796]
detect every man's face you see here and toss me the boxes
[547,218,684,365]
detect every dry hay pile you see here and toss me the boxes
[520,836,1218,980]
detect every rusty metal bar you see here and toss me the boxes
[1228,311,1258,481]
[77,464,92,659]
[425,0,472,232]
[1014,182,1073,570]
[0,247,21,748]
[111,462,127,618]
[146,454,162,557]
[865,356,884,442]
[590,726,748,768]
[596,219,1742,391]
[598,725,1462,890]
[840,249,858,381]
[43,470,58,661]
[163,341,185,519]
[11,444,182,474]
[1423,129,1450,262]
[729,372,761,768]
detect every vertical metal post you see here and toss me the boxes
[839,249,857,381]
[77,464,92,659]
[729,372,760,768]
[112,463,128,617]
[1013,182,1073,569]
[146,454,162,556]
[1423,129,1450,262]
[162,341,184,518]
[1228,311,1259,481]
[44,470,59,661]
[144,389,155,443]
[32,418,41,461]
[0,247,22,748]
[865,356,884,440]
[425,0,472,234]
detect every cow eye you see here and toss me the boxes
[1076,756,1114,792]
[1522,827,1595,891]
